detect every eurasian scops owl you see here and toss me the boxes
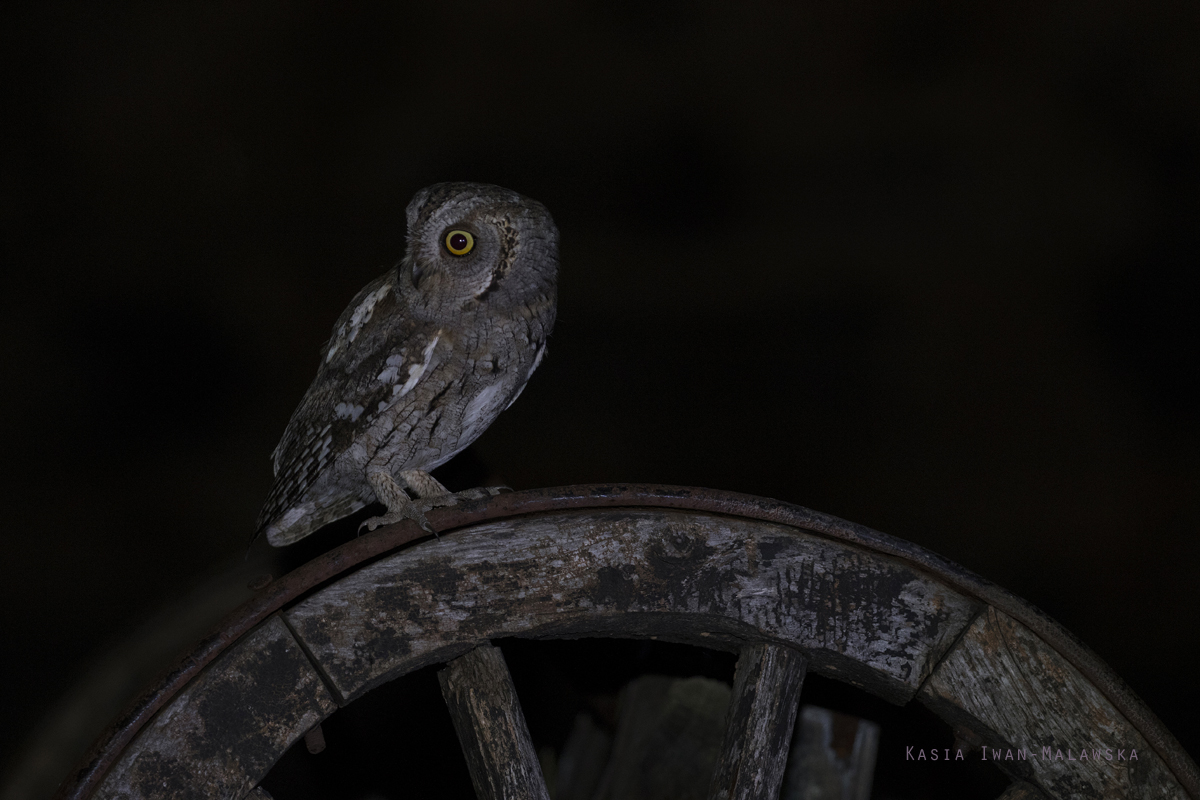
[255,182,558,546]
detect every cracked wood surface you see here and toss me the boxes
[76,500,1195,799]
[60,487,1199,800]
[283,509,981,704]
[93,616,335,800]
[708,643,808,800]
[920,607,1186,799]
[438,644,550,800]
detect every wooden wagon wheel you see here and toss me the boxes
[56,486,1199,800]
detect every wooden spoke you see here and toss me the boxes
[708,643,808,800]
[438,643,550,800]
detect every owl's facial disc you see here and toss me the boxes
[410,226,479,289]
[402,182,556,313]
[409,214,509,302]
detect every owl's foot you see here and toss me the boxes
[360,470,513,536]
[414,485,513,513]
[362,469,436,535]
[357,502,435,535]
[397,469,511,513]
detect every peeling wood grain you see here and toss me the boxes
[95,616,336,800]
[437,644,550,800]
[920,607,1186,799]
[284,509,980,704]
[709,644,807,800]
[57,486,1200,800]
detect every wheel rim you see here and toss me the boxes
[57,485,1200,800]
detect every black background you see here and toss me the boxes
[2,2,1198,798]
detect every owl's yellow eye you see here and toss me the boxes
[444,230,474,256]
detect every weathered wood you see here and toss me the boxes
[779,706,879,800]
[554,713,612,800]
[709,644,808,800]
[95,615,336,800]
[284,509,980,704]
[437,643,550,800]
[920,607,1186,798]
[80,506,1194,800]
[58,486,1200,800]
[595,675,731,800]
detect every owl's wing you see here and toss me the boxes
[254,271,438,537]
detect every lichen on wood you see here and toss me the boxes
[284,509,980,704]
[95,616,336,800]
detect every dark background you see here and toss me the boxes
[2,2,1198,798]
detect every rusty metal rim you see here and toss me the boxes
[55,484,1199,800]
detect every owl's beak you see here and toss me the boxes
[410,261,424,289]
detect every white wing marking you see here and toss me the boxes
[397,333,441,399]
[461,382,506,442]
[326,282,393,363]
[333,402,365,422]
[527,342,546,379]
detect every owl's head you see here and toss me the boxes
[401,182,558,315]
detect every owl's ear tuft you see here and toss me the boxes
[405,187,432,230]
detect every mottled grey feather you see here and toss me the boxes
[255,182,558,545]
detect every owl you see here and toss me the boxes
[255,182,558,546]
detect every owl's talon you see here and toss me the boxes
[357,504,436,536]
